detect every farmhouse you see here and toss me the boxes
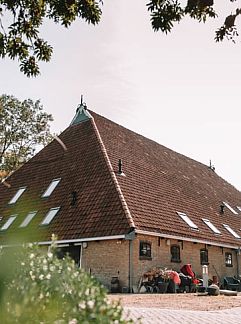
[1,103,241,292]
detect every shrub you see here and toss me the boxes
[0,240,133,323]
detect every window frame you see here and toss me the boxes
[177,212,198,230]
[8,187,26,205]
[202,218,221,235]
[40,207,60,225]
[223,224,240,239]
[222,202,238,215]
[170,244,181,263]
[225,252,233,267]
[139,241,152,260]
[19,211,37,228]
[0,215,17,231]
[200,248,209,265]
[41,178,61,198]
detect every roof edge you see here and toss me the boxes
[90,118,135,229]
[135,230,240,250]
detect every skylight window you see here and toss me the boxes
[177,212,198,229]
[0,215,17,231]
[223,202,238,215]
[8,187,26,204]
[202,218,221,234]
[223,224,240,239]
[237,206,241,212]
[41,207,60,225]
[20,211,37,228]
[42,179,61,198]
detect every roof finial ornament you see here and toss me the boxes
[71,95,92,126]
[80,94,87,110]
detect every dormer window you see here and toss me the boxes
[20,211,37,228]
[202,218,221,234]
[41,207,60,225]
[42,179,61,198]
[222,202,238,215]
[223,224,240,239]
[177,212,198,230]
[8,187,26,204]
[0,215,17,231]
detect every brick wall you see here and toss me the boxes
[132,234,240,287]
[80,235,241,291]
[81,239,129,290]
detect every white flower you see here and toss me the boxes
[87,300,94,309]
[47,252,53,259]
[39,274,44,280]
[46,273,51,280]
[29,253,35,259]
[68,319,77,324]
[43,265,48,271]
[78,302,86,310]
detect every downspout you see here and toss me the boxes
[125,231,136,293]
[236,248,240,278]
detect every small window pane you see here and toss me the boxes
[9,187,26,204]
[200,249,209,265]
[177,212,198,229]
[223,202,238,215]
[223,224,240,239]
[20,211,37,228]
[139,241,151,258]
[0,215,17,231]
[225,252,233,267]
[42,179,61,198]
[171,245,181,262]
[202,218,221,234]
[41,207,60,225]
[237,206,241,212]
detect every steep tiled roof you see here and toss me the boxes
[91,111,241,247]
[1,109,241,247]
[0,116,132,242]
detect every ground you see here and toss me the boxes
[108,292,241,311]
[109,293,241,323]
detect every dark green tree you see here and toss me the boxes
[0,1,240,77]
[0,94,53,179]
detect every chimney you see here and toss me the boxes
[118,159,125,176]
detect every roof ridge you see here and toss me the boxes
[90,118,135,230]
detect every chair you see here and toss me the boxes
[223,277,240,291]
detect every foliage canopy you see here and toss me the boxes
[0,94,53,180]
[0,239,132,323]
[0,1,240,77]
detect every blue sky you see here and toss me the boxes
[1,1,241,191]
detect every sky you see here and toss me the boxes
[1,1,241,191]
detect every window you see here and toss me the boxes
[0,215,17,231]
[223,224,240,239]
[42,179,61,198]
[8,187,26,204]
[41,207,60,225]
[222,202,238,215]
[237,206,241,212]
[171,245,181,263]
[202,218,221,234]
[19,211,37,228]
[225,252,233,267]
[200,249,209,265]
[177,212,198,229]
[139,241,151,259]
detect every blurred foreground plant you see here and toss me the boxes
[0,239,132,323]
